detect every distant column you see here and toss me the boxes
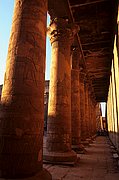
[84,77,90,139]
[87,85,91,138]
[92,100,97,137]
[90,96,93,137]
[71,48,84,152]
[88,88,94,141]
[90,92,96,138]
[88,89,92,138]
[0,0,51,179]
[79,70,87,141]
[43,18,78,163]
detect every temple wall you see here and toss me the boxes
[107,26,119,152]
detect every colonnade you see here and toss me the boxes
[0,0,98,179]
[44,18,97,162]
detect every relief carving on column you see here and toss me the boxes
[0,0,51,178]
[44,18,79,163]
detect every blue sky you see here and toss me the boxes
[0,0,51,84]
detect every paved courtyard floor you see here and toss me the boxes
[43,136,119,180]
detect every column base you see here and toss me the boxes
[43,150,77,165]
[72,144,86,154]
[0,169,52,180]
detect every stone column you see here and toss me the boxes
[87,88,94,142]
[84,86,92,143]
[71,48,84,153]
[84,77,90,139]
[91,97,94,138]
[89,90,92,137]
[79,70,87,142]
[0,1,51,179]
[90,92,96,139]
[90,96,93,137]
[43,18,78,163]
[91,98,96,138]
[87,86,91,139]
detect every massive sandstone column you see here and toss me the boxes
[89,95,93,137]
[92,100,97,137]
[90,92,97,138]
[87,88,94,141]
[43,18,78,163]
[88,89,92,138]
[90,96,94,137]
[71,48,84,152]
[86,84,92,139]
[79,70,87,142]
[0,0,51,179]
[84,77,90,139]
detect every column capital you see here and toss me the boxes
[47,18,79,45]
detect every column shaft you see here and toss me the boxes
[44,18,78,163]
[79,72,86,141]
[0,1,51,179]
[71,69,81,147]
[90,98,93,137]
[84,79,90,139]
[48,40,71,152]
[71,48,83,151]
[92,101,97,136]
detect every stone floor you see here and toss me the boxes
[43,136,119,180]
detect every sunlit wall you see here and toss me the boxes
[107,22,119,151]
